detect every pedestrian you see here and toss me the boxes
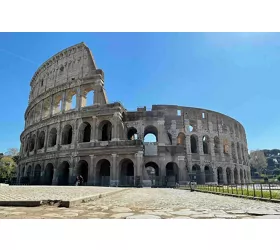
[75,175,80,186]
[79,175,84,186]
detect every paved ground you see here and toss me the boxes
[0,187,280,219]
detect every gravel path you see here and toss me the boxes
[1,188,280,219]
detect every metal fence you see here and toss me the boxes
[181,182,280,200]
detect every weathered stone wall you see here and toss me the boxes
[18,43,251,187]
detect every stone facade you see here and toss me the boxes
[17,42,251,187]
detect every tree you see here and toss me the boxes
[249,150,268,174]
[5,148,19,164]
[0,156,16,179]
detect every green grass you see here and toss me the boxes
[193,186,280,200]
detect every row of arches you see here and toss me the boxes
[23,120,113,153]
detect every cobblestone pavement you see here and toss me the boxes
[0,188,280,219]
[0,186,121,201]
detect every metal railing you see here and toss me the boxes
[181,183,280,200]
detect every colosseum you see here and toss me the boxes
[18,42,251,187]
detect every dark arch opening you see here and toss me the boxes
[226,167,232,184]
[165,162,179,186]
[120,159,134,186]
[26,165,32,177]
[37,131,45,149]
[48,128,57,147]
[127,127,138,140]
[76,160,89,183]
[79,122,91,143]
[96,159,111,186]
[29,135,36,152]
[62,125,72,145]
[203,135,209,154]
[192,164,203,184]
[190,135,198,153]
[144,125,158,143]
[57,161,70,185]
[99,120,112,141]
[44,163,54,185]
[145,162,160,186]
[240,169,244,184]
[234,167,238,184]
[205,165,213,183]
[217,167,223,184]
[33,164,41,185]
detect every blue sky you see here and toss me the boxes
[0,32,279,153]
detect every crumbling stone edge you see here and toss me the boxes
[0,188,127,208]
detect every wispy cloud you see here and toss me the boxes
[0,48,39,66]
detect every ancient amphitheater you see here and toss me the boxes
[18,42,251,187]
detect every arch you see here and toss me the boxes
[202,135,210,154]
[37,131,45,149]
[204,165,214,183]
[57,161,70,185]
[223,139,229,154]
[26,165,32,177]
[217,167,223,184]
[165,162,179,185]
[76,160,88,183]
[21,166,25,177]
[29,135,36,152]
[81,87,94,107]
[240,168,244,184]
[226,167,232,184]
[33,164,41,185]
[79,122,91,143]
[53,93,63,114]
[192,164,203,184]
[61,124,73,145]
[177,132,186,146]
[98,120,112,141]
[127,127,138,140]
[65,89,77,111]
[145,162,160,186]
[96,159,110,186]
[144,125,158,143]
[214,136,220,154]
[48,128,57,147]
[44,163,54,185]
[190,134,198,153]
[119,158,134,186]
[234,167,238,184]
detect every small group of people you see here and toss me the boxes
[75,175,84,186]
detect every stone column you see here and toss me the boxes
[110,154,118,186]
[40,101,44,121]
[44,126,49,153]
[91,116,98,142]
[212,166,218,183]
[236,167,241,184]
[222,167,227,184]
[200,167,206,184]
[88,155,96,185]
[159,155,166,186]
[61,90,66,112]
[178,156,188,185]
[49,94,54,117]
[52,168,58,185]
[135,151,144,187]
[230,168,234,184]
[112,112,122,141]
[157,119,165,146]
[76,86,81,111]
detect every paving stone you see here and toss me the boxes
[42,213,64,218]
[253,215,280,219]
[190,214,215,219]
[214,214,237,219]
[170,209,200,216]
[7,211,27,216]
[111,207,132,213]
[126,215,161,219]
[110,213,135,219]
[246,209,280,216]
[226,210,247,214]
[62,212,79,217]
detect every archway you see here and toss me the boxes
[202,135,210,154]
[44,163,54,185]
[192,164,203,184]
[61,125,72,145]
[144,125,158,143]
[33,164,41,185]
[99,120,112,141]
[145,162,160,186]
[21,166,25,177]
[48,128,57,147]
[165,162,179,186]
[127,127,138,140]
[217,167,223,184]
[190,135,198,153]
[26,165,32,178]
[37,131,45,149]
[57,161,70,185]
[226,167,232,184]
[76,160,89,183]
[234,167,238,184]
[96,159,110,186]
[79,122,91,143]
[214,136,220,154]
[205,165,214,183]
[120,159,134,186]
